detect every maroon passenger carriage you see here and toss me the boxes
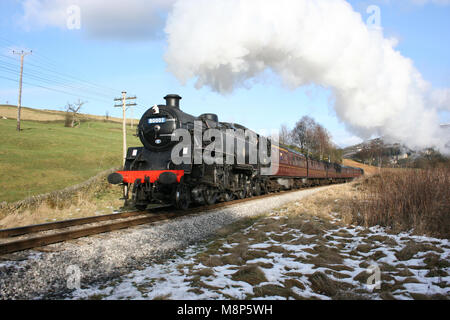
[269,144,364,191]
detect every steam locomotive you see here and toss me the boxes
[107,94,364,210]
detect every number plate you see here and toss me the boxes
[148,117,166,124]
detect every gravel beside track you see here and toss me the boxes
[0,186,332,299]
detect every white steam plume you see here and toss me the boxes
[165,0,450,153]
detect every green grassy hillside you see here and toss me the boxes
[0,117,141,203]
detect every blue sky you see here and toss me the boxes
[0,0,449,147]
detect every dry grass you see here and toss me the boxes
[279,183,359,225]
[308,272,340,297]
[278,167,449,240]
[351,168,450,238]
[343,159,380,176]
[231,265,267,285]
[0,105,136,124]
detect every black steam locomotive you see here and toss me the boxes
[108,94,363,210]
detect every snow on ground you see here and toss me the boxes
[67,209,450,300]
[0,186,334,299]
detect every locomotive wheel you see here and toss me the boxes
[245,183,252,198]
[253,182,261,196]
[174,184,191,210]
[203,188,218,205]
[223,191,234,202]
[236,188,246,199]
[261,183,269,194]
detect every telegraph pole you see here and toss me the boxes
[114,92,136,166]
[13,50,32,131]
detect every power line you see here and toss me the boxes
[0,35,120,99]
[0,66,112,102]
[27,58,118,94]
[0,54,117,103]
[0,64,113,100]
[0,75,111,104]
[0,35,152,113]
[0,55,118,97]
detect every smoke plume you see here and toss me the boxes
[164,0,450,152]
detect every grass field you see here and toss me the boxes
[0,115,141,203]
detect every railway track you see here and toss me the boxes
[0,185,332,255]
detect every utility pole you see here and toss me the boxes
[114,92,137,166]
[13,50,32,131]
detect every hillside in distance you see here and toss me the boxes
[342,136,450,168]
[0,104,138,125]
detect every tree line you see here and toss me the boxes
[279,115,343,163]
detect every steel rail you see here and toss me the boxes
[0,213,177,255]
[0,208,170,238]
[0,183,339,255]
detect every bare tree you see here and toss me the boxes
[279,123,292,145]
[291,116,316,155]
[64,99,85,128]
[313,124,331,160]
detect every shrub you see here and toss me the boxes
[352,168,450,239]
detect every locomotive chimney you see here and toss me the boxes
[164,94,182,109]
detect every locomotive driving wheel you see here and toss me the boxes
[261,181,269,194]
[203,188,218,205]
[174,183,191,210]
[253,181,261,196]
[223,191,234,202]
[245,181,252,198]
[236,187,246,199]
